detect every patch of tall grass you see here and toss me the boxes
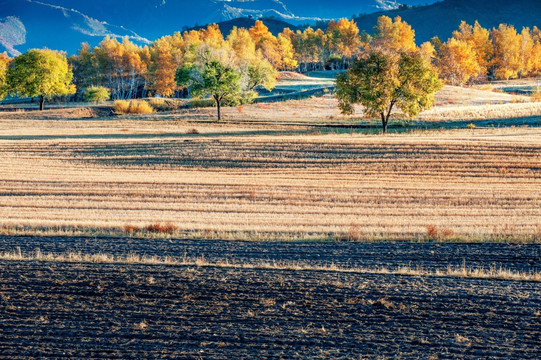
[114,100,154,114]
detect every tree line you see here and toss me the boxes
[1,16,541,109]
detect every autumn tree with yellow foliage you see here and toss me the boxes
[435,21,541,82]
[451,21,493,79]
[491,24,522,80]
[326,18,363,67]
[249,20,296,70]
[146,32,186,97]
[0,52,11,99]
[372,16,417,53]
[85,37,150,99]
[227,27,256,61]
[437,38,481,86]
[148,37,177,96]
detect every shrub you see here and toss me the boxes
[531,92,541,102]
[347,223,361,240]
[149,97,166,109]
[149,97,182,112]
[188,99,214,108]
[145,222,178,234]
[114,100,130,113]
[186,128,200,134]
[478,84,493,92]
[114,100,154,114]
[426,225,438,239]
[441,228,455,238]
[426,225,454,240]
[83,86,110,103]
[129,100,154,114]
[124,224,140,234]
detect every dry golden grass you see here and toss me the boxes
[1,83,539,126]
[2,248,539,282]
[418,102,541,122]
[0,120,539,241]
[114,100,154,114]
[531,92,541,102]
[133,87,540,125]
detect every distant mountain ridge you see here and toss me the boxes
[0,0,435,55]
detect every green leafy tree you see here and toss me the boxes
[6,49,75,110]
[176,60,241,121]
[246,56,277,91]
[83,86,110,103]
[336,50,441,133]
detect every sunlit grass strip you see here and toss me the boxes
[1,248,540,282]
[1,224,540,243]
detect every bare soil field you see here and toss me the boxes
[1,250,540,359]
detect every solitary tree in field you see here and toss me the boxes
[6,49,75,110]
[336,50,441,133]
[176,59,242,121]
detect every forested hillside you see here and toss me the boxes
[354,0,541,43]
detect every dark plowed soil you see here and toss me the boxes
[1,261,540,359]
[1,236,540,272]
[1,237,540,358]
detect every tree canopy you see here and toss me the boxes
[336,50,441,133]
[6,49,75,110]
[176,59,242,121]
[61,17,541,106]
[0,52,10,100]
[437,38,481,86]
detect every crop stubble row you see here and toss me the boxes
[0,134,539,238]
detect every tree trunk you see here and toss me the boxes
[381,113,388,134]
[39,95,45,111]
[216,97,221,121]
[381,102,395,134]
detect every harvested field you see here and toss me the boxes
[1,238,540,359]
[1,82,541,359]
[0,125,539,240]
